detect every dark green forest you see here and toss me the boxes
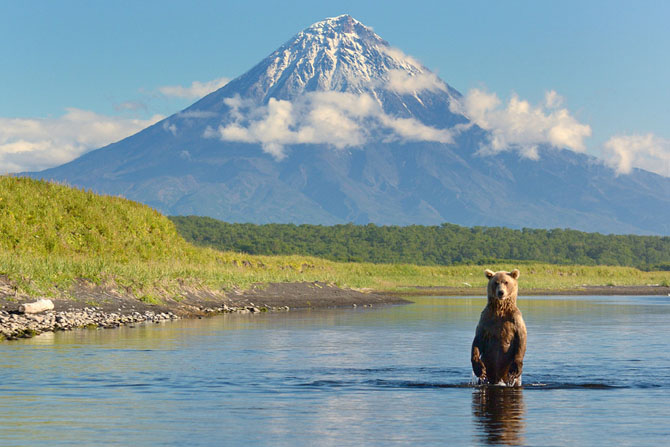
[169,216,670,270]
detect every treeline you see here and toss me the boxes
[169,216,670,270]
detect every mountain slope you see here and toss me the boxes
[31,15,670,235]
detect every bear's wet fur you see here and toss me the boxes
[471,269,527,386]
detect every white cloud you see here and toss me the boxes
[380,46,423,69]
[386,69,447,94]
[450,88,591,158]
[208,91,453,159]
[176,110,218,119]
[379,115,452,144]
[162,121,177,136]
[603,133,670,177]
[0,108,163,173]
[0,75,227,173]
[114,100,148,112]
[158,77,230,99]
[544,90,564,109]
[179,150,192,161]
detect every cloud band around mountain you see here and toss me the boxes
[206,86,595,164]
[385,69,447,95]
[603,133,670,177]
[449,89,592,160]
[2,81,668,179]
[207,91,453,159]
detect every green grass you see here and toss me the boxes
[0,175,189,261]
[0,176,668,301]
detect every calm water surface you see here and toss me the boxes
[2,295,669,446]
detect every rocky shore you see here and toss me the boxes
[0,307,179,340]
[0,281,408,341]
[0,303,294,340]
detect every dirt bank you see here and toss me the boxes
[0,279,408,340]
[0,279,408,315]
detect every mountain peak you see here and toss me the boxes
[302,14,377,42]
[306,14,365,33]
[223,14,445,102]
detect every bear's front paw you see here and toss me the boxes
[473,361,486,379]
[509,360,523,377]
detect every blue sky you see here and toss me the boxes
[1,0,669,175]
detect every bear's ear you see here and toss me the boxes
[484,269,495,278]
[509,269,520,279]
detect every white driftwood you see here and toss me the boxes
[19,299,54,314]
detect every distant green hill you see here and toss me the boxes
[0,176,190,261]
[170,216,670,270]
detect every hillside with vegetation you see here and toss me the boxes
[170,217,670,270]
[1,176,190,261]
[0,176,326,300]
[0,177,668,306]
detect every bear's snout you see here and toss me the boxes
[496,287,506,299]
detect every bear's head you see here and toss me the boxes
[485,269,520,308]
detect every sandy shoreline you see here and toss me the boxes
[2,281,668,340]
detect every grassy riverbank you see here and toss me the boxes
[1,176,668,306]
[3,247,668,303]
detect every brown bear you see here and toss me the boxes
[471,269,527,386]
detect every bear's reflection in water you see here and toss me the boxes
[472,387,525,446]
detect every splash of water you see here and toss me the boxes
[470,371,522,387]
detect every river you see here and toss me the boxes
[2,295,669,446]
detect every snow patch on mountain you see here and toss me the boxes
[227,14,458,107]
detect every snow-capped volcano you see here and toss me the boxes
[230,15,454,101]
[30,15,670,234]
[184,15,464,159]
